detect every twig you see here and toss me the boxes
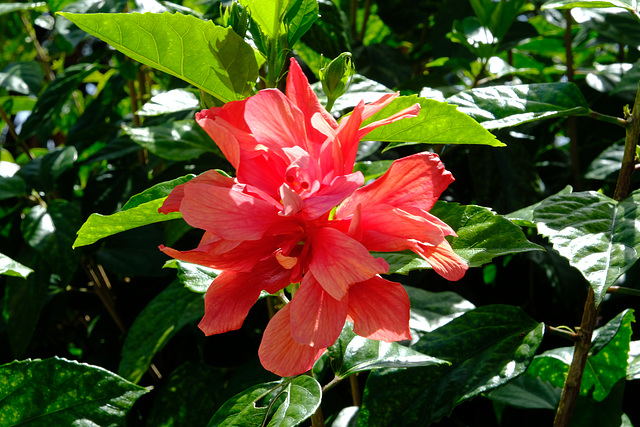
[614,81,640,201]
[19,11,55,81]
[553,287,597,426]
[350,374,362,406]
[607,286,640,297]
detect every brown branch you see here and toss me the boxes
[553,287,597,427]
[614,81,640,202]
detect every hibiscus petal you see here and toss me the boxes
[196,100,253,169]
[289,274,348,347]
[198,257,290,335]
[159,170,235,214]
[245,89,308,152]
[338,152,454,216]
[413,240,468,281]
[160,233,285,272]
[181,181,291,240]
[347,276,411,342]
[357,205,453,252]
[286,59,338,149]
[309,227,388,300]
[301,172,364,220]
[259,304,327,377]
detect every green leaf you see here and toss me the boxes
[0,175,26,200]
[0,2,46,15]
[627,340,640,380]
[470,0,527,41]
[208,376,321,427]
[352,160,393,182]
[533,190,640,306]
[527,309,635,401]
[430,201,544,267]
[208,381,280,426]
[118,280,204,384]
[123,120,220,161]
[358,305,544,426]
[487,374,562,410]
[0,62,44,95]
[138,89,199,116]
[506,185,573,227]
[21,200,81,281]
[59,12,259,102]
[363,96,503,149]
[164,260,218,293]
[378,201,543,273]
[267,376,322,427]
[147,361,224,427]
[405,286,476,335]
[328,323,448,379]
[0,96,37,115]
[73,174,194,248]
[284,0,319,47]
[2,254,51,357]
[0,253,33,279]
[585,143,624,180]
[542,0,638,12]
[20,64,97,140]
[239,0,287,39]
[0,357,148,426]
[446,83,590,130]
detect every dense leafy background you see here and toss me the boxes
[1,0,640,426]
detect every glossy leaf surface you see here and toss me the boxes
[533,190,640,306]
[73,174,194,247]
[0,253,33,279]
[59,12,259,102]
[361,96,503,149]
[208,376,321,427]
[446,82,590,130]
[359,305,544,426]
[379,201,542,273]
[0,357,148,425]
[527,309,634,401]
[328,323,447,379]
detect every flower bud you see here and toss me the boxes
[319,52,355,109]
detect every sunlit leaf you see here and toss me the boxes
[379,201,543,273]
[59,12,259,102]
[405,286,476,336]
[0,62,44,95]
[328,323,447,379]
[0,2,46,15]
[118,280,204,384]
[585,143,624,180]
[208,376,321,427]
[359,305,544,426]
[627,341,640,380]
[239,0,286,39]
[542,0,638,12]
[362,95,504,149]
[123,120,220,161]
[0,253,33,279]
[163,259,218,293]
[0,357,148,425]
[138,89,199,116]
[284,0,319,46]
[446,83,590,130]
[21,200,81,281]
[527,309,634,401]
[73,174,194,248]
[533,190,640,306]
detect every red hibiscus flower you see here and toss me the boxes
[159,58,468,377]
